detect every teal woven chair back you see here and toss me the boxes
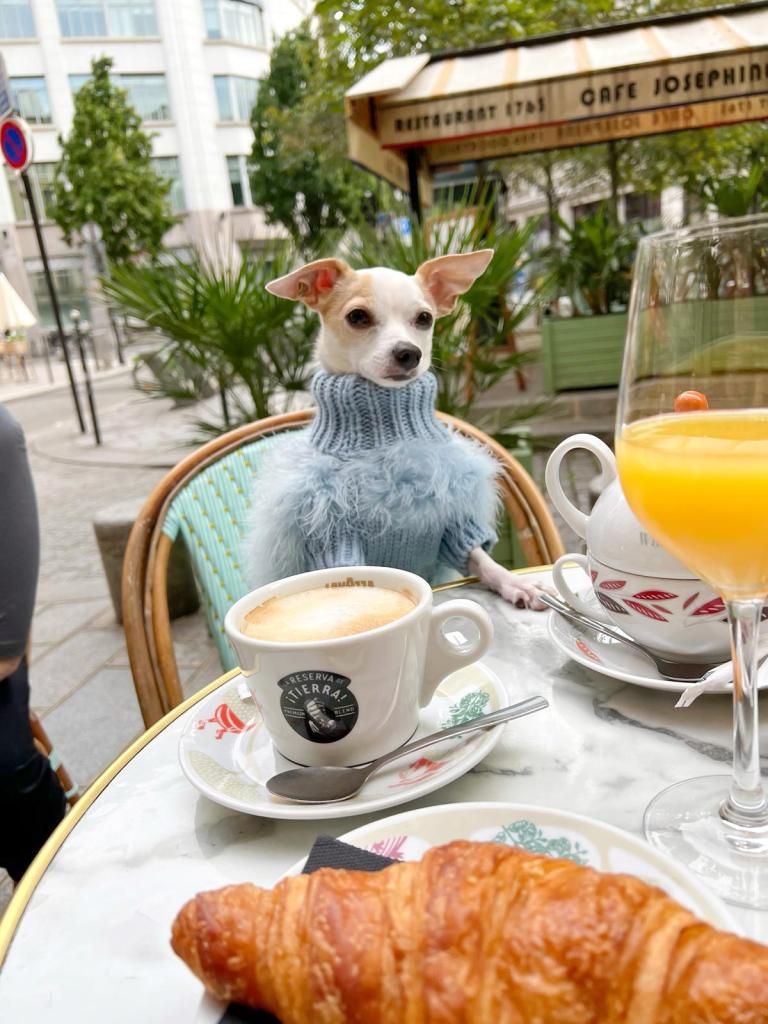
[161,427,467,673]
[162,431,299,671]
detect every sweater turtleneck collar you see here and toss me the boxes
[309,371,447,456]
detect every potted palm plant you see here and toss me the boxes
[102,246,317,439]
[541,204,640,392]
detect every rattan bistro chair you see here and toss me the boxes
[122,409,564,728]
[30,711,81,807]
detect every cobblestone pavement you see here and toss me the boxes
[0,366,605,913]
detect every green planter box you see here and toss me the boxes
[542,312,628,392]
[491,429,534,570]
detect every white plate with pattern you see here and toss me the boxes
[178,663,509,820]
[284,801,740,933]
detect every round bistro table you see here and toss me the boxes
[1,568,766,1022]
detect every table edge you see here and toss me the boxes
[0,667,240,968]
[0,565,550,968]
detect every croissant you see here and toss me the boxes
[171,840,768,1023]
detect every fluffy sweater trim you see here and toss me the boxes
[242,372,499,587]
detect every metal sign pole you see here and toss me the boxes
[71,310,100,445]
[21,170,86,433]
[406,149,423,225]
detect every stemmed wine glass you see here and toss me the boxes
[616,215,768,908]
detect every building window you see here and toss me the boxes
[226,155,250,207]
[0,0,34,38]
[151,156,185,213]
[70,72,171,121]
[6,163,57,221]
[624,191,661,225]
[28,260,90,328]
[214,75,258,122]
[118,74,170,121]
[571,199,603,222]
[10,77,51,124]
[56,0,157,38]
[203,0,264,46]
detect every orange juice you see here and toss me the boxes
[617,410,768,600]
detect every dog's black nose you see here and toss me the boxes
[392,343,422,371]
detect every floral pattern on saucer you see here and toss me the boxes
[330,802,739,935]
[364,819,592,865]
[549,609,720,694]
[178,663,510,821]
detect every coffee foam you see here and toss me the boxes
[241,585,416,642]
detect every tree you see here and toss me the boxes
[501,146,609,238]
[313,0,699,90]
[620,122,768,220]
[52,56,173,264]
[249,26,372,248]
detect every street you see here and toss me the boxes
[6,369,137,438]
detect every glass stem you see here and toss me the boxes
[722,598,768,827]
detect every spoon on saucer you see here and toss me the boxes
[266,695,548,803]
[540,592,722,682]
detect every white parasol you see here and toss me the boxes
[0,272,36,332]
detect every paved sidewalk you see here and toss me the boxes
[0,357,132,406]
[1,366,608,914]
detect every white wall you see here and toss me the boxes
[0,0,310,328]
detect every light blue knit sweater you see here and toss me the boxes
[243,372,499,587]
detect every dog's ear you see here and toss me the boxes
[266,258,352,308]
[415,249,494,316]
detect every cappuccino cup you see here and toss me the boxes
[224,566,494,767]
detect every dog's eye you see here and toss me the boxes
[415,310,434,329]
[345,308,372,328]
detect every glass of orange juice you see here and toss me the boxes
[616,215,768,908]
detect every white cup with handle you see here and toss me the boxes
[224,566,494,767]
[545,434,732,663]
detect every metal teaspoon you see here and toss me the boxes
[266,695,549,803]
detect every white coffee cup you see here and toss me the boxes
[553,553,731,662]
[224,566,494,767]
[546,433,732,663]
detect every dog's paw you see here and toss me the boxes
[496,574,550,612]
[468,548,551,612]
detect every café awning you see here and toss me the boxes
[345,2,768,202]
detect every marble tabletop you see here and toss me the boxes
[1,568,766,1022]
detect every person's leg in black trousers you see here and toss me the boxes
[0,658,66,881]
[0,405,66,881]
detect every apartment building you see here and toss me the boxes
[0,0,309,330]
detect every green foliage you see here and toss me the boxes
[621,122,768,220]
[501,146,609,236]
[314,0,698,88]
[544,205,640,315]
[347,195,544,426]
[249,26,371,248]
[52,56,173,264]
[699,165,766,219]
[101,248,316,436]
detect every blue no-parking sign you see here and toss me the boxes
[0,116,33,172]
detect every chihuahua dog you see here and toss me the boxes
[243,249,543,609]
